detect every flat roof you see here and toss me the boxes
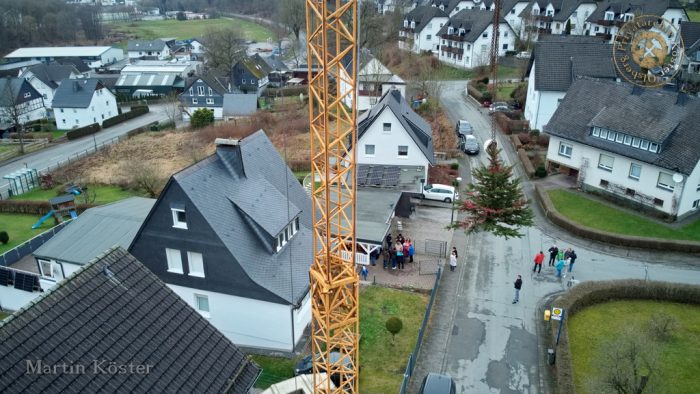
[5,47,118,58]
[356,189,402,244]
[121,64,191,73]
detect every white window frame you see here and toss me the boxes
[615,133,624,143]
[629,163,641,180]
[197,85,205,96]
[166,248,184,274]
[640,140,649,150]
[558,142,572,158]
[206,98,214,104]
[171,208,188,229]
[598,154,614,171]
[38,259,61,280]
[657,172,675,191]
[600,129,608,139]
[365,144,375,156]
[631,137,640,148]
[592,127,600,137]
[187,251,205,277]
[208,87,213,96]
[649,143,659,153]
[623,135,632,145]
[192,98,198,105]
[607,131,616,141]
[194,294,210,317]
[692,199,700,210]
[398,145,408,157]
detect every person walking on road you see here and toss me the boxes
[360,265,368,281]
[568,249,578,272]
[533,251,545,273]
[449,251,457,272]
[548,245,558,266]
[512,275,523,304]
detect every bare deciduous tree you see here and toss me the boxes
[591,331,660,394]
[277,0,305,42]
[162,92,182,127]
[0,78,34,154]
[203,26,245,74]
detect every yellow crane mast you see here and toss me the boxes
[305,0,360,393]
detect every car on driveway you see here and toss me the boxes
[294,351,353,387]
[422,184,458,203]
[459,134,480,155]
[489,101,510,115]
[455,119,473,136]
[419,373,456,394]
[516,51,531,59]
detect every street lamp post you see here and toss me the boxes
[450,176,462,226]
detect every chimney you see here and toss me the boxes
[215,138,239,146]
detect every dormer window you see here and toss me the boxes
[591,127,661,154]
[623,13,634,22]
[448,26,454,35]
[410,20,415,29]
[404,20,408,28]
[458,28,466,35]
[275,216,300,252]
[604,11,615,21]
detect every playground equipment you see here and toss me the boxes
[31,195,78,229]
[3,168,39,197]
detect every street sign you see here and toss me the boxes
[552,307,564,321]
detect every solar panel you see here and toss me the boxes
[0,267,11,286]
[14,272,38,292]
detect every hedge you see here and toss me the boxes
[534,184,700,253]
[0,200,96,215]
[101,105,150,129]
[265,86,308,97]
[548,280,700,394]
[517,148,535,178]
[494,112,529,134]
[66,123,101,141]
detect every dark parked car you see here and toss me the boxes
[459,134,480,155]
[419,372,456,394]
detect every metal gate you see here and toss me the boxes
[424,239,447,258]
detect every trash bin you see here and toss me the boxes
[547,348,556,365]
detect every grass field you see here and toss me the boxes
[497,82,524,100]
[689,10,700,22]
[0,213,55,255]
[250,286,427,390]
[568,300,700,393]
[547,189,700,241]
[107,18,273,47]
[11,185,142,205]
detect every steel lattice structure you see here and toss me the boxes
[489,0,501,144]
[305,0,360,392]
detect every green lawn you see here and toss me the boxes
[0,213,55,255]
[547,189,700,241]
[12,185,142,205]
[249,286,427,390]
[568,300,700,393]
[688,10,700,22]
[0,311,8,320]
[107,18,273,48]
[250,355,295,389]
[496,82,524,100]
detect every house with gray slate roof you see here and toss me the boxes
[0,247,260,393]
[518,0,597,39]
[52,78,118,130]
[0,77,46,131]
[524,35,617,130]
[127,39,171,60]
[680,21,700,78]
[399,5,449,54]
[586,0,688,42]
[436,8,516,68]
[20,64,79,110]
[129,130,313,351]
[355,89,435,186]
[544,77,700,220]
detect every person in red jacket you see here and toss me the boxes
[532,251,545,273]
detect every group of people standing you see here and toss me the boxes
[532,245,578,277]
[381,233,415,270]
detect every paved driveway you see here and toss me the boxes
[408,81,700,393]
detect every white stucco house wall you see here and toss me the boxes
[354,89,435,184]
[399,6,449,54]
[127,40,171,60]
[545,77,700,220]
[0,78,47,130]
[339,50,407,112]
[52,78,118,130]
[586,0,688,41]
[436,9,516,69]
[524,36,617,131]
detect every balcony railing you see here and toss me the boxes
[597,19,625,27]
[439,33,467,42]
[441,46,464,55]
[536,15,553,22]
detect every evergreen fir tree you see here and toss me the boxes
[451,143,534,239]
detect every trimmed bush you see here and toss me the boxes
[385,317,403,341]
[535,165,547,178]
[450,163,459,170]
[0,231,8,244]
[191,108,215,128]
[66,123,101,140]
[102,105,150,128]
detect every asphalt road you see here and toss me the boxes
[0,104,169,197]
[408,81,700,394]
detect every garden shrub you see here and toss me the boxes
[535,165,547,178]
[66,123,101,140]
[0,231,8,244]
[450,163,459,170]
